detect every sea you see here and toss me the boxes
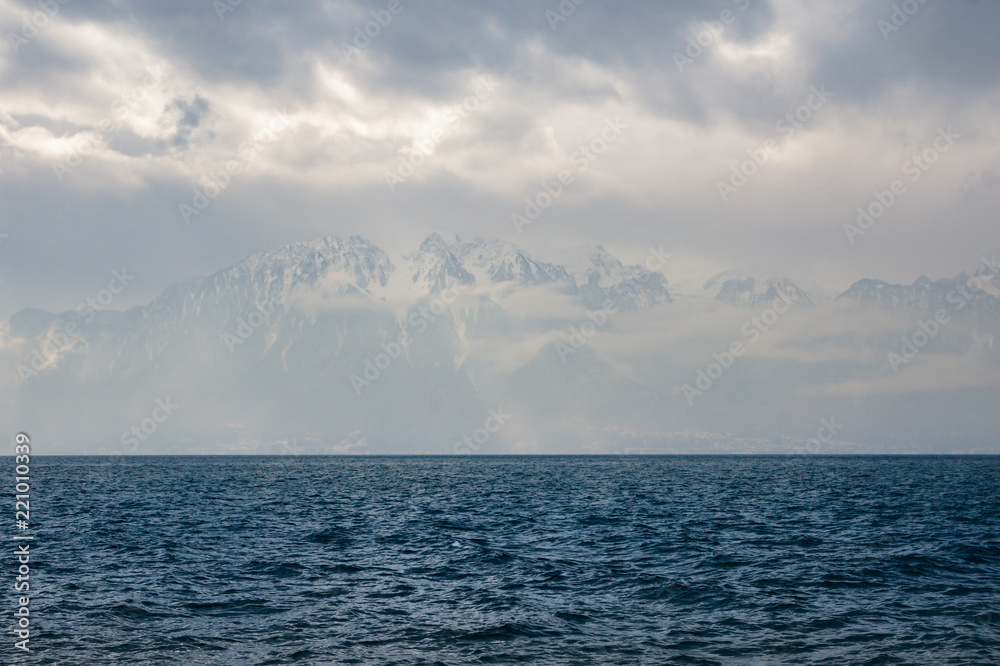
[15,455,1000,664]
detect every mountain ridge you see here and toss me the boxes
[3,235,998,455]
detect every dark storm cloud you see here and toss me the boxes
[12,1,994,129]
[16,1,774,115]
[807,1,1000,101]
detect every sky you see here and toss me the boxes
[1,0,999,321]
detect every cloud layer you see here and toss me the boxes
[1,0,999,325]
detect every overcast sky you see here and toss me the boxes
[1,0,998,319]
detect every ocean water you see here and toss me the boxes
[18,455,1000,664]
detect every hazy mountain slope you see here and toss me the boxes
[2,237,997,454]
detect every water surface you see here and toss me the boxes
[22,455,1000,664]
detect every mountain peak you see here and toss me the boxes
[238,235,394,295]
[457,238,569,286]
[407,233,475,293]
[569,246,672,310]
[704,272,813,308]
[418,232,450,253]
[838,269,1000,314]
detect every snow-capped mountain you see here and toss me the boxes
[837,273,1000,316]
[0,234,679,452]
[3,235,999,455]
[403,232,475,294]
[242,235,394,296]
[457,238,569,287]
[574,247,672,311]
[703,272,815,308]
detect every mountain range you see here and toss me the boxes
[2,234,998,455]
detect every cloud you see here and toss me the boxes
[0,0,998,327]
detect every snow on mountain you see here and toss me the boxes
[579,247,632,289]
[138,235,392,330]
[119,235,396,365]
[837,272,1000,316]
[546,245,673,311]
[456,238,569,287]
[403,232,475,295]
[5,234,999,455]
[703,272,815,308]
[239,235,394,296]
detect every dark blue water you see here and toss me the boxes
[16,456,1000,664]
